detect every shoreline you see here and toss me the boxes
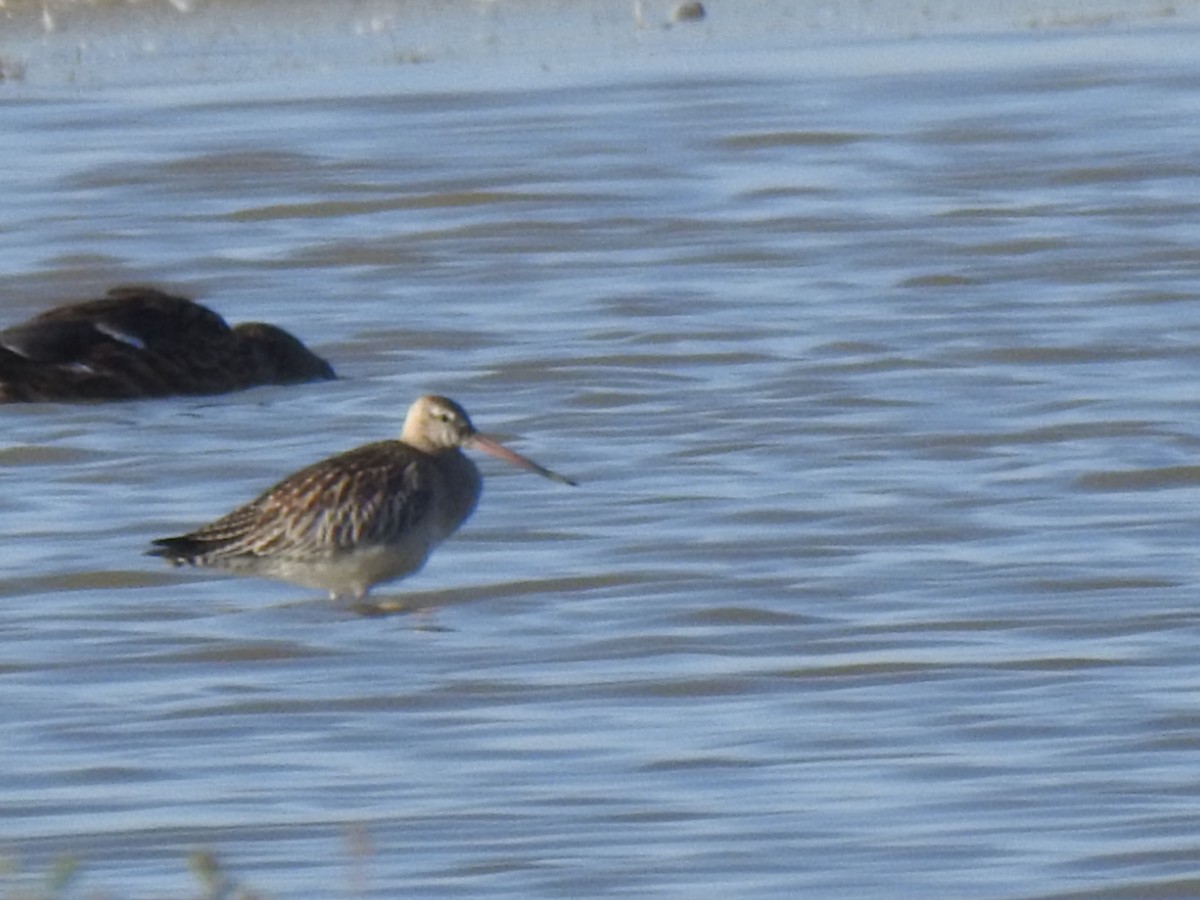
[3,0,1200,90]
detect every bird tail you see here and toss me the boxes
[146,535,209,565]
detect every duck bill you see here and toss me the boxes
[467,434,577,486]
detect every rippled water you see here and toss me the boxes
[3,5,1200,898]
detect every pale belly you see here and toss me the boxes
[221,540,433,600]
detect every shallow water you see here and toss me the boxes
[3,3,1200,898]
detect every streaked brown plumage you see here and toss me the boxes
[148,395,575,603]
[0,286,335,402]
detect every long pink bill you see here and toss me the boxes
[467,434,577,486]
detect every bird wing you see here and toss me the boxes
[32,287,234,345]
[0,318,115,363]
[0,288,238,398]
[184,442,435,561]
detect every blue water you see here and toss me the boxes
[2,4,1200,898]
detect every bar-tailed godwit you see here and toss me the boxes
[148,395,574,604]
[0,286,334,402]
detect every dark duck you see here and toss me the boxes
[0,286,335,402]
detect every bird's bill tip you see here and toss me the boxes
[468,434,577,486]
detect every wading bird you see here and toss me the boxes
[149,395,575,605]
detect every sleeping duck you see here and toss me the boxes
[0,286,335,402]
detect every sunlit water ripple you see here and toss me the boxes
[1,8,1200,899]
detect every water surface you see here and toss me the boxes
[2,5,1200,898]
